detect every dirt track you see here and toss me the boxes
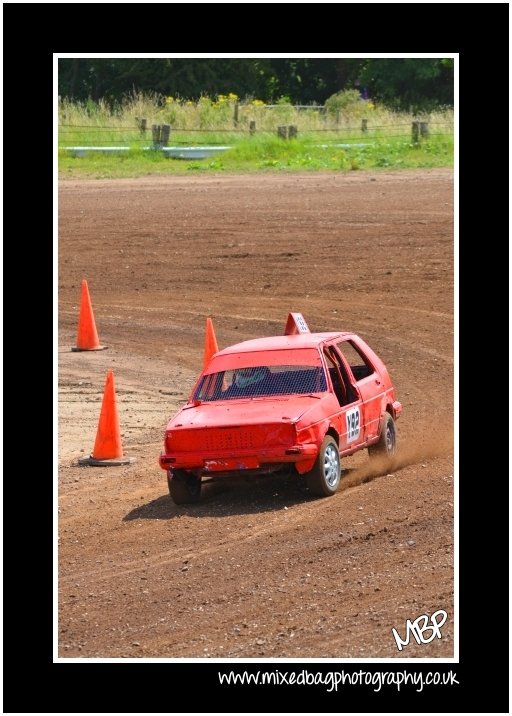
[58,169,454,658]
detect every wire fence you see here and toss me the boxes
[59,122,453,132]
[59,119,453,148]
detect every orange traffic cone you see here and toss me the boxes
[203,317,219,370]
[79,370,135,466]
[72,279,107,351]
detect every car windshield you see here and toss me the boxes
[193,364,327,402]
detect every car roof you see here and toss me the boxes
[216,332,354,356]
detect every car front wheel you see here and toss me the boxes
[167,469,202,504]
[368,413,397,460]
[306,435,341,497]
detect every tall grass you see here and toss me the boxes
[58,92,453,178]
[59,92,453,142]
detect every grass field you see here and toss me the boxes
[58,93,454,178]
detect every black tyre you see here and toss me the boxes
[368,413,397,459]
[167,469,202,505]
[306,435,341,497]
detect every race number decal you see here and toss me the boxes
[346,406,360,443]
[294,313,310,333]
[284,312,311,335]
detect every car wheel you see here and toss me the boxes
[306,435,341,497]
[368,413,397,459]
[167,469,202,504]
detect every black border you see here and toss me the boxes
[3,4,509,713]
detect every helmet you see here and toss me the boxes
[234,367,268,389]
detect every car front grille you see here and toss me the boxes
[169,424,294,453]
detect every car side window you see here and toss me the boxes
[324,350,348,406]
[336,340,374,382]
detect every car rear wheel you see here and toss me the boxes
[167,469,202,504]
[306,435,341,497]
[368,413,397,459]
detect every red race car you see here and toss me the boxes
[159,313,402,504]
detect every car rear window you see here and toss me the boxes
[193,365,327,401]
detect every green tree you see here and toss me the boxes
[360,58,454,110]
[58,58,453,109]
[264,58,365,103]
[58,58,367,104]
[59,58,274,103]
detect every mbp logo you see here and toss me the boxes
[391,609,448,651]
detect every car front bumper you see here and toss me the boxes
[159,443,319,476]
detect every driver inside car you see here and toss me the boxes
[223,367,269,396]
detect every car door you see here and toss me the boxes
[335,339,382,443]
[323,344,365,453]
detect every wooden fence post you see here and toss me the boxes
[361,118,368,133]
[288,125,298,139]
[161,124,171,146]
[136,117,147,134]
[277,125,288,139]
[420,121,429,138]
[411,120,420,144]
[152,124,160,147]
[249,120,256,136]
[233,102,239,127]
